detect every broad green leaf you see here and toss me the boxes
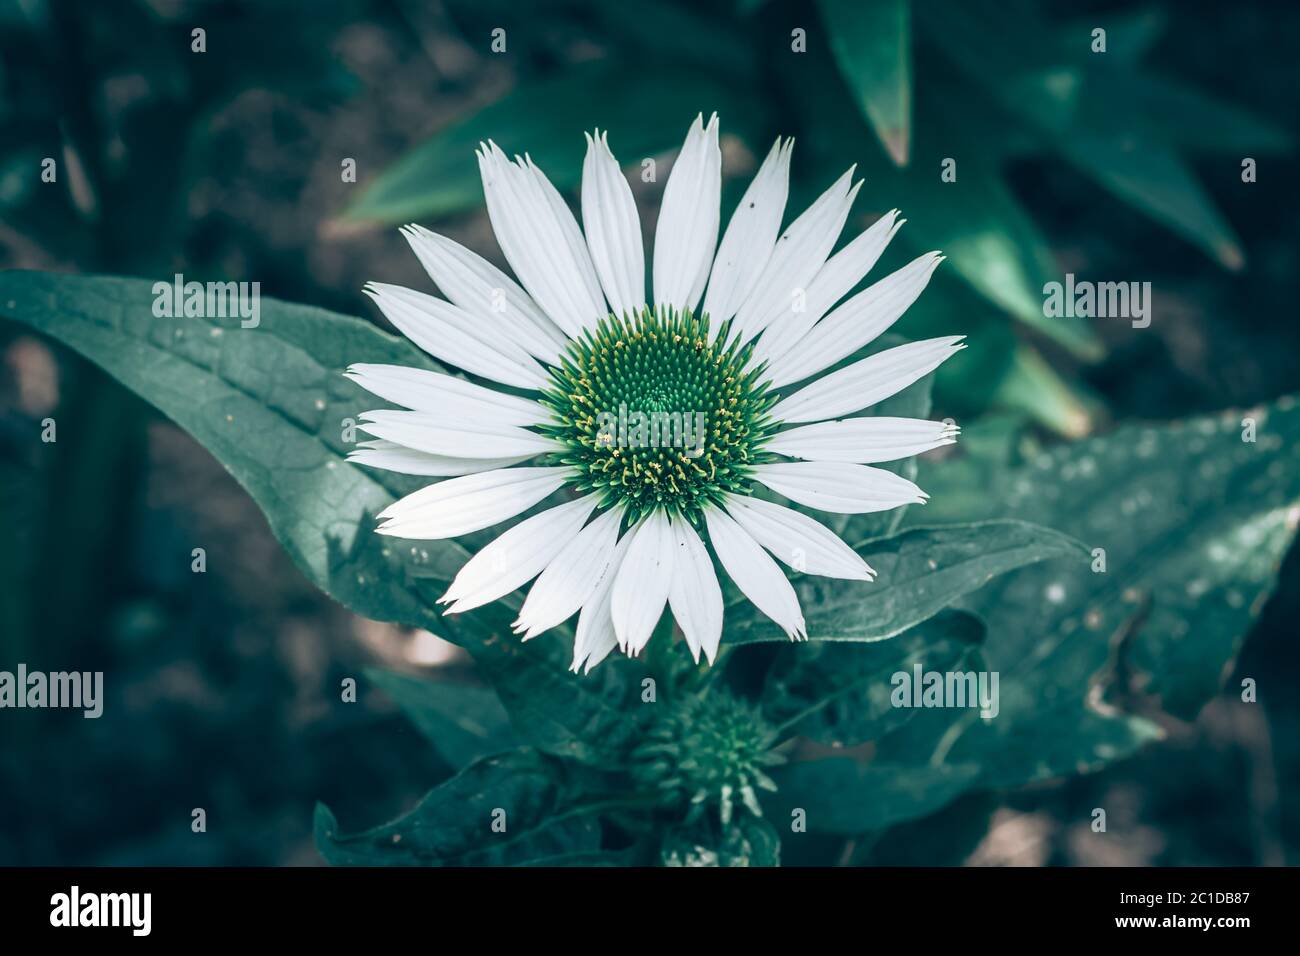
[0,272,460,634]
[314,749,599,866]
[346,62,759,224]
[366,668,517,770]
[0,272,637,769]
[767,757,981,835]
[761,610,985,745]
[932,397,1300,726]
[723,519,1085,645]
[844,396,1300,833]
[852,792,998,865]
[820,0,911,165]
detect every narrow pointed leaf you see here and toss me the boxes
[820,0,911,165]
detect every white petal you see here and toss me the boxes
[729,167,861,346]
[399,225,566,364]
[357,409,562,459]
[666,514,724,664]
[477,143,607,337]
[610,510,674,654]
[572,531,634,674]
[441,496,597,612]
[346,363,547,426]
[514,506,623,638]
[364,282,548,390]
[768,252,944,388]
[701,137,792,328]
[751,209,903,369]
[581,130,645,317]
[348,439,531,477]
[766,417,959,464]
[770,336,966,424]
[653,113,721,314]
[376,466,571,539]
[723,494,874,580]
[704,507,806,641]
[525,153,612,323]
[752,461,927,514]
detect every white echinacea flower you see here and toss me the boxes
[348,114,963,673]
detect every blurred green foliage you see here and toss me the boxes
[345,0,1287,435]
[1,0,1298,868]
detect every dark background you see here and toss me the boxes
[0,0,1296,865]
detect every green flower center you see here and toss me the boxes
[540,308,777,523]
